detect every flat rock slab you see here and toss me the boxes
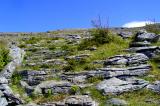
[126,46,160,58]
[96,64,151,78]
[130,41,151,47]
[65,95,98,106]
[34,80,72,94]
[96,77,149,95]
[104,53,149,67]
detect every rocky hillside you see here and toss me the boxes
[0,25,160,106]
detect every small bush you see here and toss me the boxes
[87,76,104,83]
[78,17,124,50]
[48,44,56,50]
[11,71,22,85]
[44,89,52,97]
[70,85,80,94]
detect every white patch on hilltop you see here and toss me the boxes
[122,21,154,28]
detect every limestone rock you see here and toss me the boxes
[107,98,128,106]
[147,81,160,93]
[0,97,8,106]
[65,54,91,61]
[96,77,148,95]
[118,31,133,39]
[104,53,149,67]
[127,46,160,58]
[135,31,159,42]
[34,80,72,94]
[65,95,98,106]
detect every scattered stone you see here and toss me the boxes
[65,95,98,106]
[118,31,133,39]
[107,98,128,106]
[96,77,148,95]
[66,34,81,40]
[147,81,160,93]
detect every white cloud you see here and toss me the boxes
[122,21,154,28]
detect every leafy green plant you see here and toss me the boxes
[45,89,52,97]
[70,85,80,94]
[11,71,22,85]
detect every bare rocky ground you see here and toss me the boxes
[0,27,160,106]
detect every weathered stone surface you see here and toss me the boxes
[19,70,50,86]
[66,34,81,40]
[107,98,128,106]
[3,91,23,105]
[130,41,151,47]
[104,53,149,67]
[0,97,8,106]
[127,46,160,58]
[65,54,91,61]
[96,77,148,95]
[20,70,47,76]
[34,80,72,94]
[61,72,88,84]
[0,77,8,84]
[65,95,98,106]
[0,45,25,79]
[39,95,97,106]
[20,81,34,95]
[147,81,160,93]
[118,31,133,39]
[95,64,151,78]
[135,31,160,42]
[53,50,68,57]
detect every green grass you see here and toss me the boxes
[81,86,160,106]
[0,40,10,71]
[10,71,32,103]
[117,89,160,106]
[15,29,160,105]
[67,39,130,72]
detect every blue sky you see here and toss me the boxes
[0,0,159,32]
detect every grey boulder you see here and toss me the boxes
[96,77,148,95]
[135,30,160,42]
[147,81,160,93]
